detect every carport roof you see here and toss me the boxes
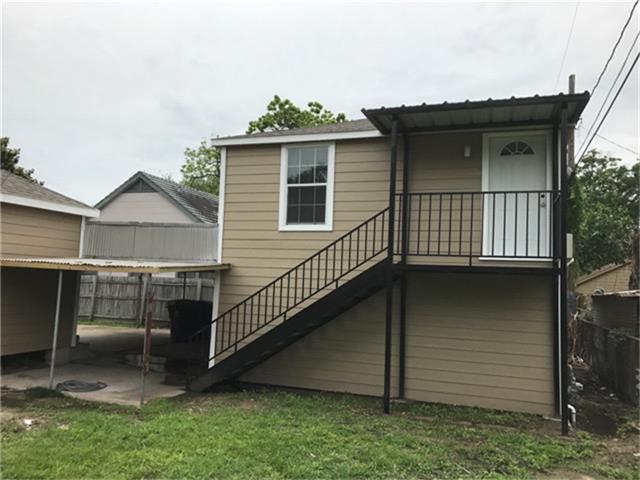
[0,257,230,274]
[361,92,591,134]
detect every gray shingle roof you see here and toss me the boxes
[1,169,93,210]
[216,118,376,141]
[142,172,218,224]
[95,171,218,224]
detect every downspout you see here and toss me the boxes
[383,116,399,414]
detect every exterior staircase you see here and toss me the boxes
[186,207,392,392]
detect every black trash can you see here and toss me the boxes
[166,300,213,343]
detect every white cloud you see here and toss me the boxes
[2,1,637,204]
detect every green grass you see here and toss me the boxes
[1,389,637,479]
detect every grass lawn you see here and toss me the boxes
[1,388,637,479]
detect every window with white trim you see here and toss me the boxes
[279,144,334,231]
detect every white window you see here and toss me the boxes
[279,143,335,231]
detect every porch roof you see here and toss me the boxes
[361,92,590,134]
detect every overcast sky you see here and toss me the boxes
[2,1,638,205]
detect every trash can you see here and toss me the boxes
[166,300,213,343]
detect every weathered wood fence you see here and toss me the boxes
[78,274,214,325]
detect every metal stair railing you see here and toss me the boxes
[188,207,391,368]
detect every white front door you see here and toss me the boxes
[483,133,550,257]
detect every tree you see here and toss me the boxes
[246,95,347,134]
[180,96,347,195]
[1,137,42,184]
[569,150,639,274]
[181,138,220,195]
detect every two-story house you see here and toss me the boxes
[185,92,589,434]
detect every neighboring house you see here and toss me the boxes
[0,170,99,357]
[87,171,219,272]
[186,92,589,434]
[575,262,632,295]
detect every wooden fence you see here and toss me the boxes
[78,274,215,325]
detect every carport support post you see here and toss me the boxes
[140,273,153,407]
[47,271,64,390]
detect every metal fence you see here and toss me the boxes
[78,274,215,325]
[82,221,218,262]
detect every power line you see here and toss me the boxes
[576,51,639,167]
[554,2,580,92]
[589,0,638,98]
[595,134,639,156]
[577,29,640,154]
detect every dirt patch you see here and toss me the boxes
[573,363,638,436]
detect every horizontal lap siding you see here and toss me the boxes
[405,272,554,415]
[1,268,78,355]
[575,264,633,294]
[240,288,400,397]
[241,272,554,415]
[219,139,392,317]
[1,204,82,258]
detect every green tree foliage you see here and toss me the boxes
[0,137,42,184]
[570,150,639,274]
[181,138,220,195]
[246,95,347,134]
[181,97,346,195]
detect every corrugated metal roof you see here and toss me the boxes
[0,257,230,273]
[1,170,94,211]
[362,93,591,134]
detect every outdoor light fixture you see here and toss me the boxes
[464,145,471,157]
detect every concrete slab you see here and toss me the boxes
[1,324,189,406]
[1,363,185,406]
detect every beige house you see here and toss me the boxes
[185,92,589,434]
[0,170,99,358]
[575,262,632,295]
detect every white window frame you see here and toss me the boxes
[278,142,335,232]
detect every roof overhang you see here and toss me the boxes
[210,129,382,147]
[1,193,100,218]
[362,93,591,134]
[0,257,231,274]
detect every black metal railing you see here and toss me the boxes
[186,189,558,376]
[188,207,390,368]
[396,190,559,262]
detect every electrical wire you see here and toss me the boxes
[554,2,580,92]
[576,52,640,167]
[577,29,640,155]
[589,0,638,98]
[595,134,639,156]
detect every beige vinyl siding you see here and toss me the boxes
[219,139,392,313]
[1,203,82,258]
[219,131,550,315]
[98,192,193,223]
[241,272,554,416]
[576,263,632,295]
[1,268,78,356]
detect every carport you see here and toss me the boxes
[0,257,230,405]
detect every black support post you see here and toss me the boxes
[383,117,399,414]
[399,133,409,399]
[552,126,560,417]
[559,105,570,435]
